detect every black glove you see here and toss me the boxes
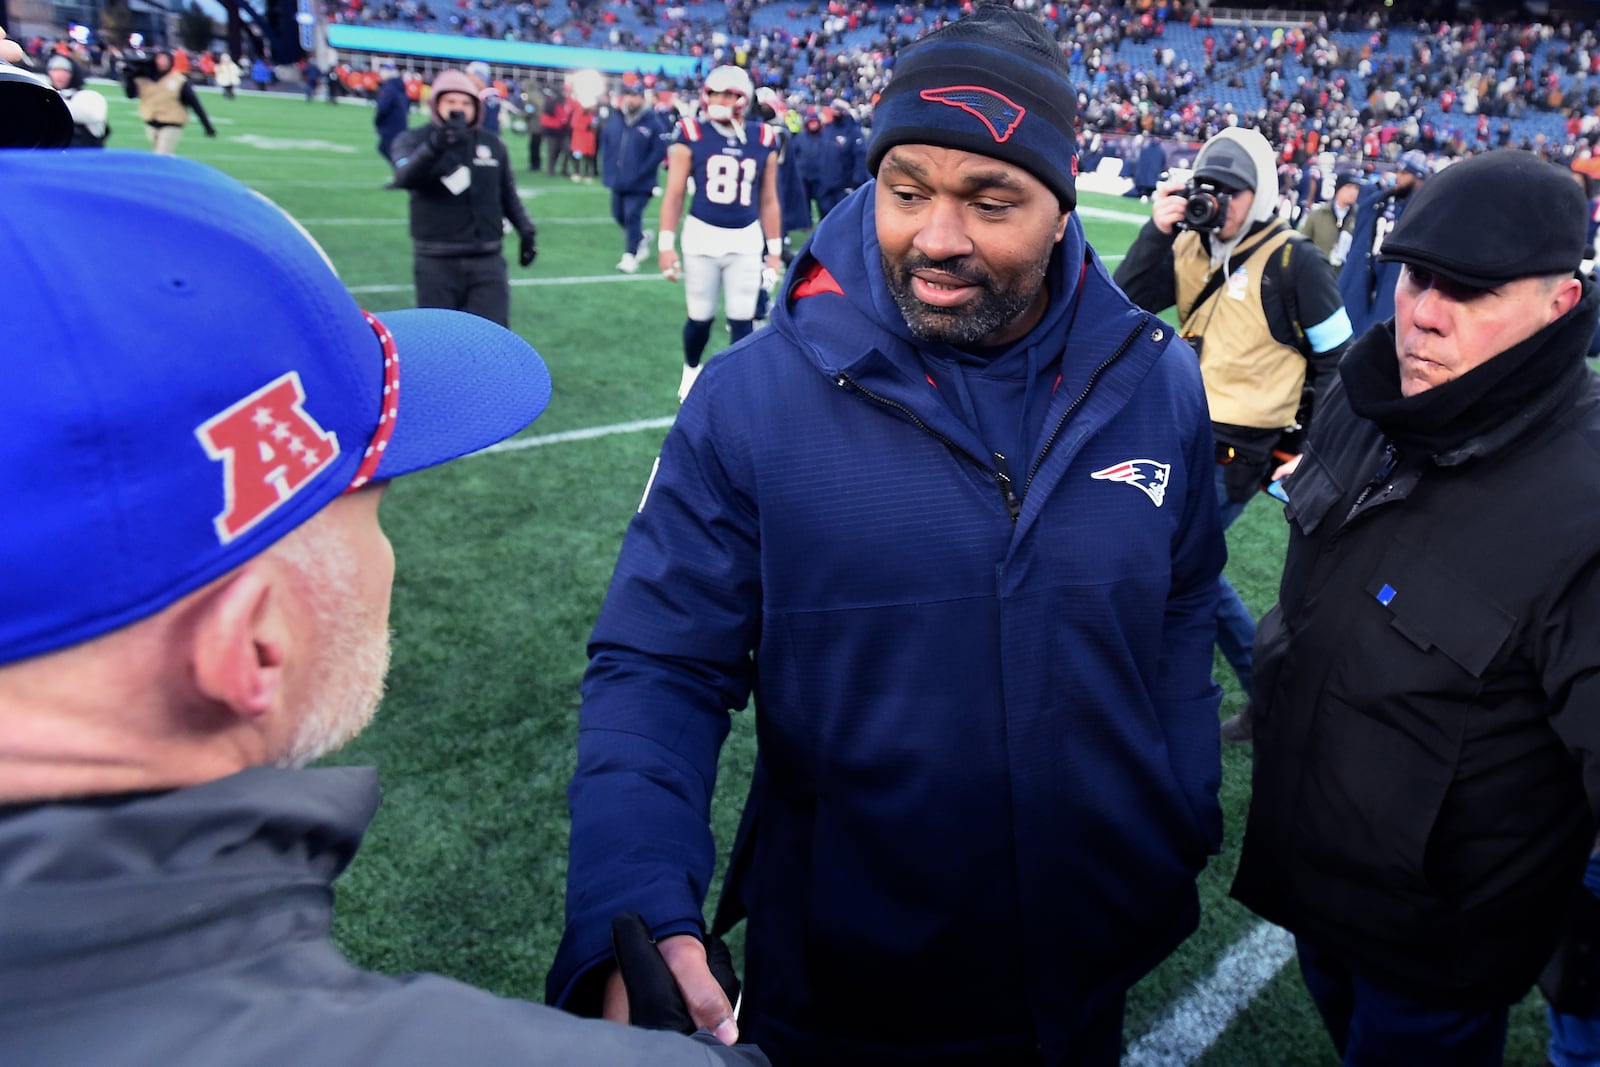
[518,228,538,268]
[204,126,217,138]
[610,912,740,1034]
[429,112,469,151]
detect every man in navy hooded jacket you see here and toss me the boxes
[549,8,1227,1066]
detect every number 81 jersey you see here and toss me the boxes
[676,116,780,231]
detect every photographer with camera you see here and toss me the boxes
[1114,127,1352,737]
[122,49,214,155]
[389,69,538,329]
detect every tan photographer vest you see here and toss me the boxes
[137,74,189,126]
[1174,225,1306,430]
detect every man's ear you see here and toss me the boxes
[1055,210,1071,244]
[1552,276,1584,320]
[189,563,290,719]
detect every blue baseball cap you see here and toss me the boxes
[1,151,552,666]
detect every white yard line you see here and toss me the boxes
[349,273,667,294]
[473,416,676,456]
[1122,922,1296,1067]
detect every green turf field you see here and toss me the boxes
[96,85,1557,1065]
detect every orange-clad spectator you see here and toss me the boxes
[569,98,597,182]
[171,49,190,74]
[361,69,378,96]
[198,51,215,82]
[405,73,422,102]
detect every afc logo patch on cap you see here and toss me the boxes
[195,371,341,543]
[919,85,1025,144]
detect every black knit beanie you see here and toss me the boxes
[867,5,1078,208]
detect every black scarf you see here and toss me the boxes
[1339,276,1598,456]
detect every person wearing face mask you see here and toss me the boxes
[389,69,538,329]
[1115,126,1353,736]
[653,65,783,401]
[1232,148,1600,1067]
[601,76,672,274]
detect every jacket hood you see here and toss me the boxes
[430,69,482,126]
[1196,126,1279,227]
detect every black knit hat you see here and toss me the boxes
[1378,150,1588,289]
[867,5,1078,208]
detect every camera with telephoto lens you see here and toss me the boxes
[122,51,158,79]
[1175,180,1234,233]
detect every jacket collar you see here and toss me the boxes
[0,766,377,1004]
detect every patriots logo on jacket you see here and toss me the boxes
[919,86,1025,144]
[1090,459,1170,507]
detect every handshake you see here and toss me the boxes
[610,912,740,1037]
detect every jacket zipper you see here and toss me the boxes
[1344,441,1399,525]
[1021,318,1149,496]
[832,316,1150,524]
[835,373,1024,521]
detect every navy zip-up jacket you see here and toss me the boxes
[1338,182,1413,338]
[601,106,670,195]
[550,184,1225,1066]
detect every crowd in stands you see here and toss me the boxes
[18,1,1600,179]
[312,0,1600,173]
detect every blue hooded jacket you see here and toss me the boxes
[551,184,1225,1065]
[601,104,671,195]
[1338,181,1413,338]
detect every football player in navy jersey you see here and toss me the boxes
[656,65,784,401]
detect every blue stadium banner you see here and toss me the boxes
[325,25,706,78]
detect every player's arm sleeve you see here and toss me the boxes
[1290,239,1354,432]
[656,142,693,237]
[759,151,782,242]
[1152,333,1226,852]
[1111,221,1179,316]
[546,393,762,1012]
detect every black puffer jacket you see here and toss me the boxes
[1233,285,1600,1009]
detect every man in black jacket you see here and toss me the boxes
[1232,149,1600,1066]
[390,69,537,328]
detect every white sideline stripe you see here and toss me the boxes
[1077,203,1155,225]
[1121,922,1295,1067]
[474,416,675,456]
[349,273,666,294]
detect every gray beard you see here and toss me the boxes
[881,252,1042,348]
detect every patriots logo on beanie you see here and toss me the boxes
[866,5,1079,208]
[919,86,1024,144]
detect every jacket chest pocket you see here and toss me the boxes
[1359,540,1516,681]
